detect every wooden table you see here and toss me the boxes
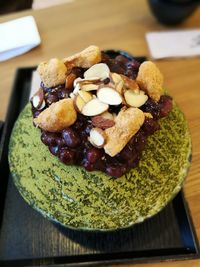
[0,0,200,266]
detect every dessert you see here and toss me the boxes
[9,47,191,230]
[31,46,173,178]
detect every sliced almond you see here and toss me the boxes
[111,72,122,84]
[74,77,100,86]
[112,113,117,120]
[101,111,114,120]
[32,88,45,109]
[81,83,99,91]
[115,80,124,95]
[74,94,86,112]
[124,89,148,108]
[139,90,145,95]
[78,90,93,103]
[84,63,110,81]
[38,100,46,110]
[80,77,100,83]
[111,73,124,94]
[73,77,100,92]
[74,77,83,87]
[69,92,75,99]
[32,95,41,109]
[82,98,108,116]
[88,128,106,148]
[97,87,122,105]
[73,83,81,95]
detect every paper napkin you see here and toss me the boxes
[0,16,41,62]
[146,29,200,59]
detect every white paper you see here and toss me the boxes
[0,16,41,61]
[30,71,41,99]
[146,30,200,59]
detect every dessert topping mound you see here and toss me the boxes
[31,45,173,177]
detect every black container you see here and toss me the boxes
[148,0,199,25]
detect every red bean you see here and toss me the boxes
[106,164,127,178]
[115,55,129,64]
[49,146,59,156]
[81,159,94,171]
[141,99,160,119]
[119,145,134,161]
[86,147,103,163]
[59,148,75,164]
[159,95,173,117]
[142,118,160,136]
[46,94,59,106]
[62,128,80,148]
[41,132,57,146]
[35,53,172,178]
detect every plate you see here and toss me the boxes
[8,103,191,231]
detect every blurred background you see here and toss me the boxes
[0,0,72,14]
[0,0,199,25]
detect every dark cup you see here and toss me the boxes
[148,0,199,25]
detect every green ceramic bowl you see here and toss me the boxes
[8,102,191,231]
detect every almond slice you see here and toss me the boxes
[112,113,117,120]
[82,98,108,116]
[124,89,148,108]
[139,90,145,95]
[73,77,100,92]
[81,83,99,91]
[84,63,110,81]
[78,90,93,103]
[111,72,122,84]
[79,77,100,83]
[101,111,114,120]
[69,92,75,99]
[111,73,124,94]
[74,91,93,112]
[74,77,100,86]
[88,128,106,148]
[73,83,81,95]
[38,100,46,110]
[97,87,122,105]
[74,77,83,87]
[32,95,41,109]
[32,97,45,110]
[32,88,45,110]
[74,94,86,112]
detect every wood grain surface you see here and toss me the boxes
[0,0,200,266]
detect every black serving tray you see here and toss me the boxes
[0,60,199,267]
